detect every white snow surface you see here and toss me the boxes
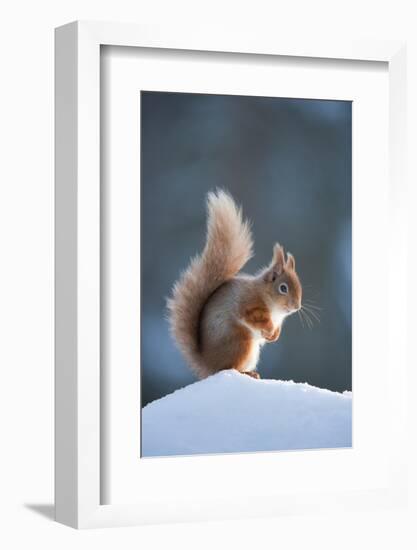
[142,370,352,457]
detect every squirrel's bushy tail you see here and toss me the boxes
[167,189,253,378]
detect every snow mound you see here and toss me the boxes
[142,370,352,457]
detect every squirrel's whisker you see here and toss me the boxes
[303,292,321,302]
[305,311,314,330]
[303,311,313,330]
[297,309,306,329]
[304,299,319,307]
[303,305,321,323]
[300,307,313,330]
[307,311,320,324]
[305,307,320,324]
[301,307,316,328]
[303,301,322,311]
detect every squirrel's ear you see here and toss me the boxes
[266,243,285,278]
[286,252,295,271]
[264,243,285,282]
[272,243,285,272]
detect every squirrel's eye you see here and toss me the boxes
[279,283,289,295]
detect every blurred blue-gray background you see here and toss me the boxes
[141,91,351,407]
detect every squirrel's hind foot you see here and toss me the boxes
[242,371,261,379]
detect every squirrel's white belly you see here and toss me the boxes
[241,339,262,372]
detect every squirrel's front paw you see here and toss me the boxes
[262,325,281,342]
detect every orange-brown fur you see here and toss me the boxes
[167,189,302,379]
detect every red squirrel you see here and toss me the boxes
[167,189,302,379]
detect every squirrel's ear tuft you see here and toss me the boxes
[271,243,285,274]
[286,252,295,271]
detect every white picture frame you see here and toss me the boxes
[55,21,407,529]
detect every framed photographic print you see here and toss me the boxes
[55,22,407,528]
[138,90,353,459]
